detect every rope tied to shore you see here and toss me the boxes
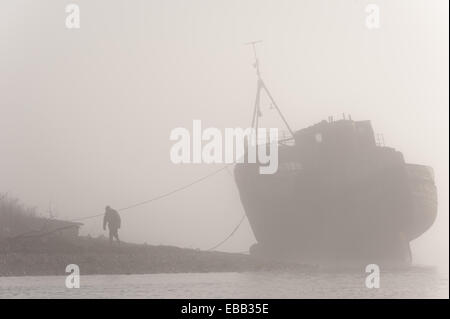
[4,164,247,252]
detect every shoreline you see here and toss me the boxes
[0,236,313,277]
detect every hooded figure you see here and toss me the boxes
[103,206,121,244]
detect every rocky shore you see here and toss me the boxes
[0,237,313,276]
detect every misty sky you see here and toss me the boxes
[0,0,448,269]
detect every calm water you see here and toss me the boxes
[0,266,448,299]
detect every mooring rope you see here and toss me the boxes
[207,214,247,251]
[5,164,247,251]
[71,164,231,222]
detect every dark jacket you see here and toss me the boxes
[103,209,121,230]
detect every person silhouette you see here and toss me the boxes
[103,206,121,244]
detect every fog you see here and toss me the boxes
[0,0,448,270]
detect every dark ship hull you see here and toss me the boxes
[234,119,437,265]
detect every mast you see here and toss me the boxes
[245,41,295,138]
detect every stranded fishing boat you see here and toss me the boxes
[234,43,437,265]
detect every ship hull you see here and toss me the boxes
[234,146,437,265]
